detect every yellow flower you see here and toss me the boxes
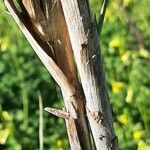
[112,81,124,93]
[2,111,12,121]
[105,9,113,22]
[137,140,150,150]
[140,49,149,58]
[121,51,131,64]
[111,1,119,10]
[0,37,10,52]
[126,87,133,103]
[118,114,128,125]
[57,139,63,149]
[123,0,132,7]
[133,130,143,140]
[109,38,124,49]
[0,129,10,145]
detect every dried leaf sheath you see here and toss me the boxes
[4,0,74,100]
[21,0,78,87]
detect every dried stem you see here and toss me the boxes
[61,0,118,149]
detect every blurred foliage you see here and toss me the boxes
[0,0,150,149]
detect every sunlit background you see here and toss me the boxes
[0,0,150,149]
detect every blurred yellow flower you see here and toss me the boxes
[137,140,150,150]
[111,1,119,10]
[112,81,124,93]
[121,51,131,64]
[2,111,12,121]
[0,37,10,52]
[126,87,133,103]
[0,129,10,144]
[133,130,143,140]
[57,139,63,149]
[140,49,149,58]
[118,114,128,125]
[109,38,124,49]
[105,9,113,22]
[123,0,132,7]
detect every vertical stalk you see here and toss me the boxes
[61,0,118,149]
[38,91,44,150]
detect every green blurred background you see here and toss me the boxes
[0,0,150,149]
